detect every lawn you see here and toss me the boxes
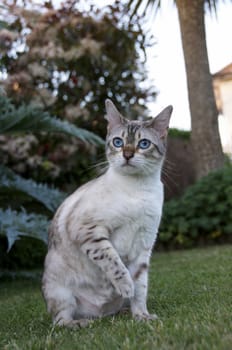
[0,245,231,350]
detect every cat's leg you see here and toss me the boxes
[128,250,157,321]
[43,282,90,329]
[79,226,134,299]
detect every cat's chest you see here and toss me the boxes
[109,192,162,261]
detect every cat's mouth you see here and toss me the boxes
[121,160,136,168]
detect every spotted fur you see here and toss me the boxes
[42,99,172,327]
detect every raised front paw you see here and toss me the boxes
[114,273,134,298]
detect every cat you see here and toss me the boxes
[42,99,172,328]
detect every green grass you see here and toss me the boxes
[0,245,232,350]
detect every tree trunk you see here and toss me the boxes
[176,0,224,179]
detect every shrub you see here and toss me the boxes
[168,128,190,140]
[0,236,47,270]
[1,0,155,191]
[0,95,103,269]
[158,163,232,249]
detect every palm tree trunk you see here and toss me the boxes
[176,0,224,179]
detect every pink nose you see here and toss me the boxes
[123,150,134,160]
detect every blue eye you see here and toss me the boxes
[113,137,124,148]
[138,139,151,149]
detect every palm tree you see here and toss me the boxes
[128,0,226,179]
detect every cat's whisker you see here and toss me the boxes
[163,162,179,178]
[87,162,109,177]
[163,158,176,167]
[162,168,180,196]
[87,160,108,171]
[162,160,180,181]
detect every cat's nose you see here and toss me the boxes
[123,150,134,160]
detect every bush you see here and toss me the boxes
[0,236,47,270]
[168,128,190,140]
[158,163,232,249]
[0,95,103,270]
[1,0,155,191]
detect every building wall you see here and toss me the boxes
[217,80,232,154]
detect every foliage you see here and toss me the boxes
[0,94,104,255]
[0,0,155,189]
[0,93,103,254]
[0,164,66,212]
[1,246,232,349]
[0,208,49,251]
[0,93,104,191]
[0,153,65,266]
[0,162,62,268]
[127,0,220,17]
[159,163,232,249]
[0,0,156,136]
[168,127,190,140]
[0,236,47,270]
[0,94,104,145]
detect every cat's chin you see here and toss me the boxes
[113,163,145,176]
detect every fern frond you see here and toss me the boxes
[0,95,104,146]
[0,165,66,212]
[0,208,49,251]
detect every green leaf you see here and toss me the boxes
[0,208,49,251]
[0,20,9,30]
[0,95,104,146]
[159,163,232,248]
[0,165,66,212]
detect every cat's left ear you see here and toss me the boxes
[105,99,125,130]
[151,105,173,139]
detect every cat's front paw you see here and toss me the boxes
[56,318,91,329]
[133,312,158,322]
[114,273,134,298]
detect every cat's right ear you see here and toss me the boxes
[105,99,125,130]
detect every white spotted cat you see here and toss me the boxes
[42,99,172,328]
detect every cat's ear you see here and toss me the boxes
[151,105,173,139]
[105,99,125,130]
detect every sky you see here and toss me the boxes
[144,0,232,130]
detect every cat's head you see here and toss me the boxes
[105,99,172,176]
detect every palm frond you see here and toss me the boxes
[127,0,161,18]
[0,208,49,251]
[205,0,218,13]
[127,0,220,18]
[0,165,66,212]
[0,95,104,146]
